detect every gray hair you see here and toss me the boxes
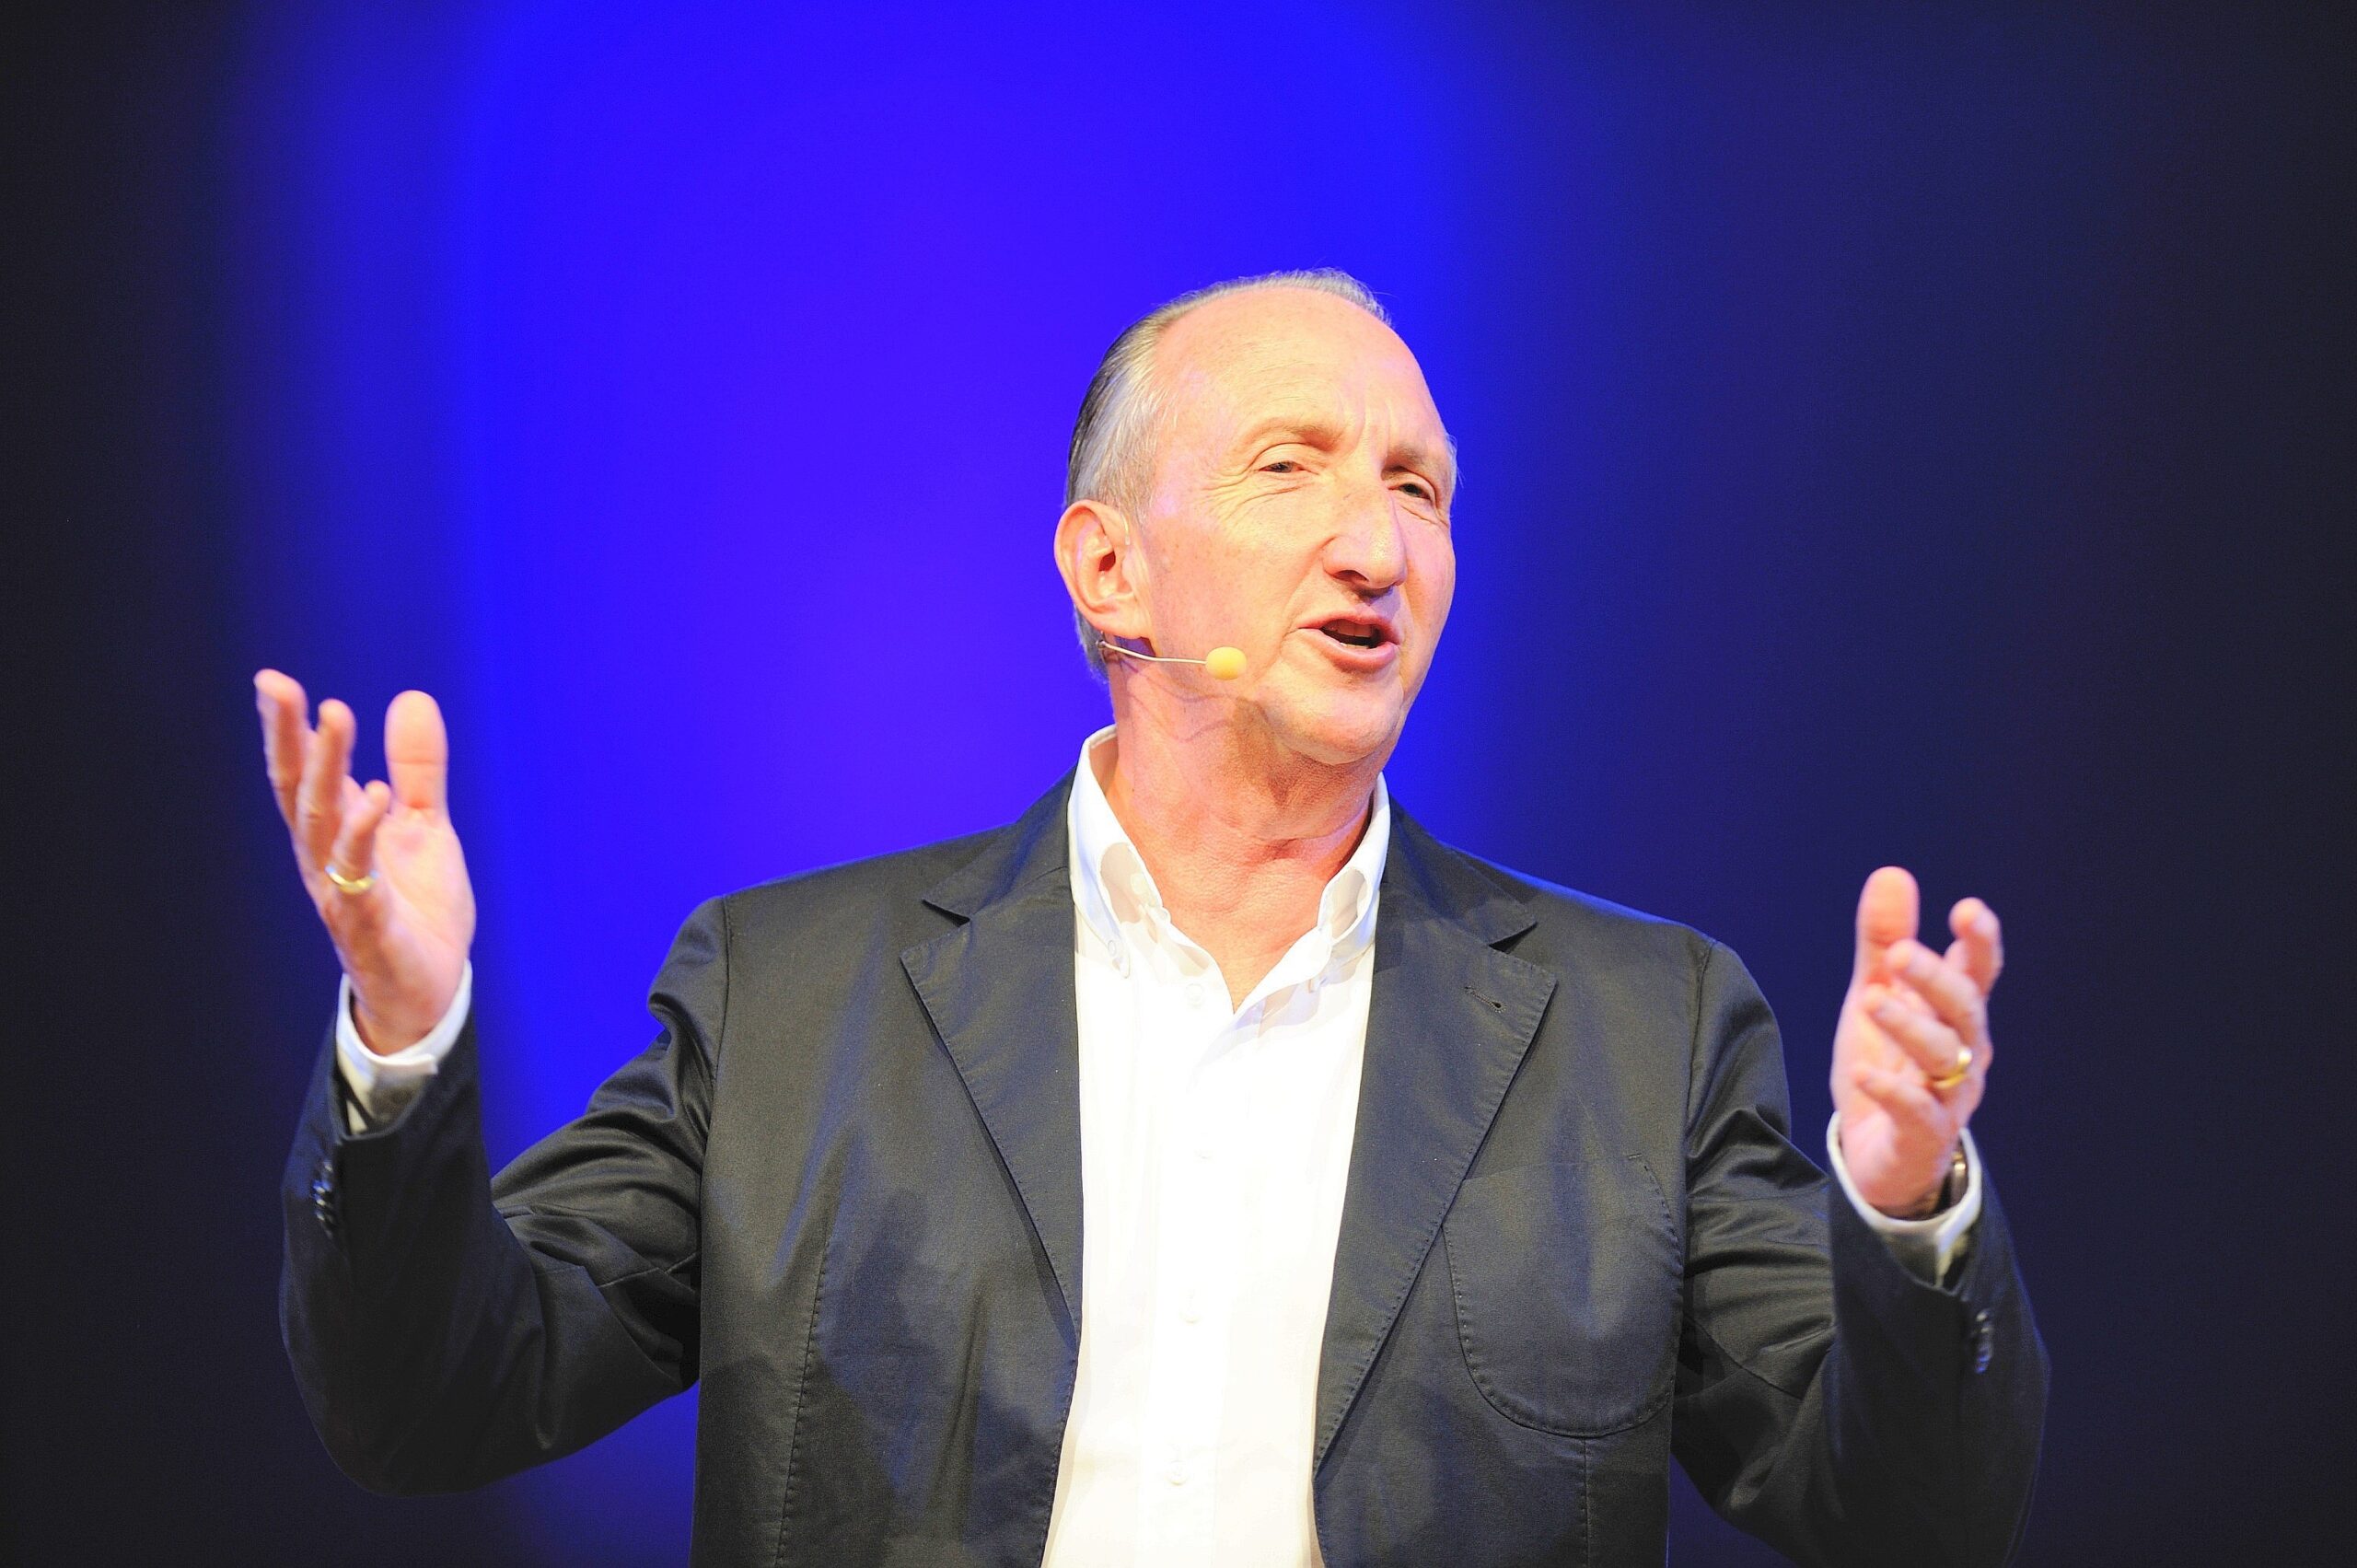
[1062,268,1394,680]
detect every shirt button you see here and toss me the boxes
[1185,981,1204,1006]
[1166,1460,1189,1486]
[1180,1295,1203,1324]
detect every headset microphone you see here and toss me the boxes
[1101,643,1248,680]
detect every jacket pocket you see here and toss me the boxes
[1442,1153,1681,1436]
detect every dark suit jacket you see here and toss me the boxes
[282,772,2048,1566]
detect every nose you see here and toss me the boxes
[1324,481,1408,596]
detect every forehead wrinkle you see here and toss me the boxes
[1227,409,1353,461]
[1150,292,1452,492]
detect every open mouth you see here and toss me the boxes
[1318,620,1390,649]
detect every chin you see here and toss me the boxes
[1271,690,1409,769]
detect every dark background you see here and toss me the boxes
[5,3,2349,1562]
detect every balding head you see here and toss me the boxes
[1063,270,1453,678]
[1053,272,1457,771]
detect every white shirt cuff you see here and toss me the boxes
[334,964,472,1133]
[1825,1110,1982,1286]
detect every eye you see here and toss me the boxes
[1260,460,1302,474]
[1398,480,1434,501]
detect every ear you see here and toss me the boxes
[1054,499,1153,645]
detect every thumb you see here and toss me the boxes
[385,690,450,814]
[1852,865,1920,983]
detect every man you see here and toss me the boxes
[264,269,2046,1566]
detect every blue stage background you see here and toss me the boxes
[7,4,2346,1562]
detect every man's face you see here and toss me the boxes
[1132,287,1457,768]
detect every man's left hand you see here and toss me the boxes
[1834,866,2003,1218]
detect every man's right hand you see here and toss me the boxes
[256,670,476,1055]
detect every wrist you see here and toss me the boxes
[1875,1142,1968,1221]
[350,991,443,1056]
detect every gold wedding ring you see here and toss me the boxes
[324,864,378,895]
[1927,1046,1973,1091]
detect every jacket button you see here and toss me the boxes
[1970,1309,1994,1374]
[312,1160,338,1235]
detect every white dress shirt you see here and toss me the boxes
[1038,726,1389,1567]
[331,726,1981,1566]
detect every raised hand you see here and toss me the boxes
[1832,866,2003,1217]
[255,670,476,1054]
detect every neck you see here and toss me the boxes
[1097,687,1380,1000]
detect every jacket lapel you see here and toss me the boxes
[1313,806,1556,1469]
[900,774,1087,1341]
[896,772,1558,1436]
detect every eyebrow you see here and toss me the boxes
[1234,415,1458,501]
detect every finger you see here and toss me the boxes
[1947,898,2004,994]
[1863,982,1971,1082]
[385,690,449,815]
[1887,938,1991,1049]
[328,779,393,889]
[296,698,357,872]
[1852,865,1920,984]
[1852,1061,1950,1133]
[254,669,312,828]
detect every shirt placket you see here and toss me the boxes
[1132,911,1236,1560]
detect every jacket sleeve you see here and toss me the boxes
[279,897,726,1495]
[1669,938,2049,1568]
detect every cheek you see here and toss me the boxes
[1195,533,1302,619]
[1146,525,1250,616]
[1412,534,1457,632]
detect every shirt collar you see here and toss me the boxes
[1066,724,1389,984]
